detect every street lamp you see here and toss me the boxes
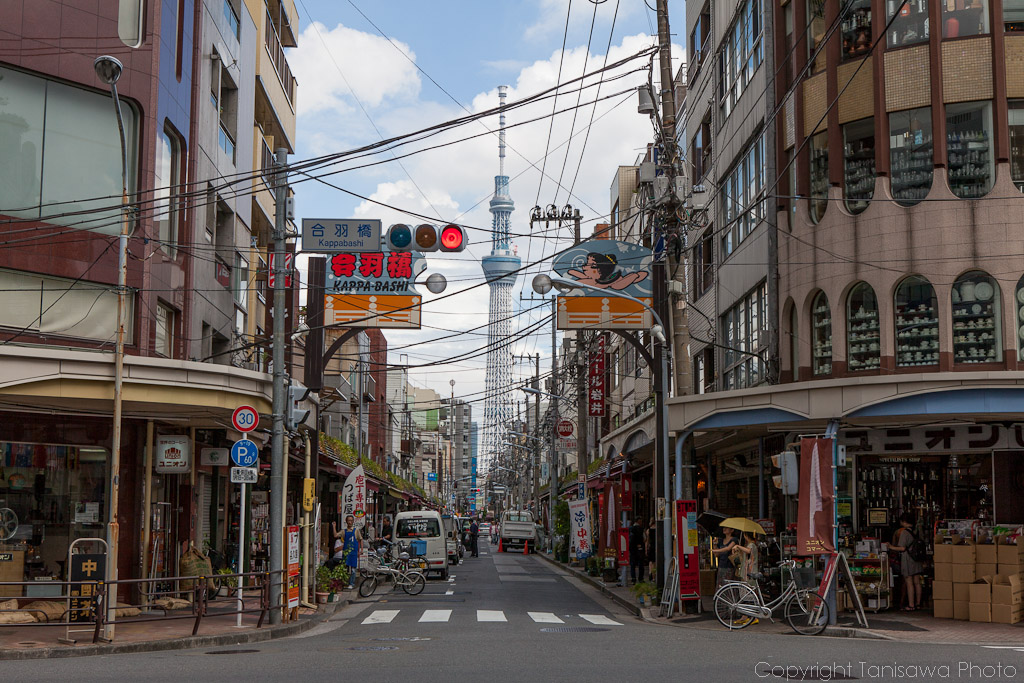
[532,274,674,585]
[94,54,129,640]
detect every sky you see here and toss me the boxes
[288,0,684,415]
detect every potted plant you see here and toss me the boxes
[586,555,602,576]
[315,565,331,604]
[327,565,350,601]
[631,581,659,607]
[215,568,237,598]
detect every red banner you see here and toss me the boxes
[620,474,633,511]
[797,437,835,555]
[617,528,629,564]
[675,500,700,598]
[588,335,606,417]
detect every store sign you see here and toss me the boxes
[616,528,629,564]
[797,437,835,555]
[568,499,592,559]
[620,474,633,511]
[588,335,606,417]
[268,252,293,288]
[840,424,1024,454]
[324,251,426,329]
[302,218,382,253]
[340,465,367,531]
[155,435,191,474]
[200,448,229,467]
[68,552,105,623]
[675,499,700,597]
[0,553,13,561]
[287,526,300,609]
[551,240,654,330]
[230,467,258,484]
[215,260,231,287]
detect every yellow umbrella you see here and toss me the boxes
[721,518,766,535]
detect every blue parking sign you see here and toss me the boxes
[231,439,259,467]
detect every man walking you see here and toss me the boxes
[469,518,479,557]
[629,518,646,584]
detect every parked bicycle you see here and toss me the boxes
[712,559,830,635]
[358,541,426,597]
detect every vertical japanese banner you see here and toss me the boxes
[313,503,322,570]
[797,437,835,555]
[620,474,633,511]
[597,492,605,552]
[616,528,629,564]
[68,553,105,623]
[287,525,300,609]
[341,465,367,530]
[568,499,592,559]
[588,335,606,417]
[675,499,700,597]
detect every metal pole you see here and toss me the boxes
[358,355,365,461]
[577,335,588,487]
[534,354,540,514]
[140,420,154,608]
[302,433,311,604]
[549,298,558,550]
[236,481,246,627]
[450,381,455,512]
[659,344,672,584]
[269,147,288,624]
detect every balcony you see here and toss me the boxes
[265,9,296,105]
[324,372,352,401]
[348,371,377,403]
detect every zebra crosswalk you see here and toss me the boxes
[360,609,623,626]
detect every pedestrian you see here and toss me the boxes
[629,518,646,584]
[469,518,479,557]
[711,526,740,587]
[332,515,359,589]
[381,515,393,544]
[732,531,760,586]
[645,518,657,579]
[889,513,924,611]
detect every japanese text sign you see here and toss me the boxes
[324,251,426,329]
[588,334,606,416]
[551,240,654,330]
[68,553,105,623]
[797,437,835,555]
[302,218,382,253]
[340,465,367,530]
[675,499,700,598]
[568,499,592,559]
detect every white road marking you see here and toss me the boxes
[528,612,564,623]
[445,590,454,595]
[579,614,622,626]
[419,610,452,622]
[477,610,507,622]
[361,610,400,625]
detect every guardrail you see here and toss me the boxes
[0,570,285,644]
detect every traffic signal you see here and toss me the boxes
[385,223,413,251]
[414,223,440,251]
[286,384,311,430]
[439,224,467,252]
[771,450,798,495]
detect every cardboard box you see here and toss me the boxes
[998,565,1023,578]
[976,563,997,578]
[992,574,1023,605]
[933,581,953,601]
[991,603,1023,624]
[976,544,998,565]
[934,537,952,563]
[934,563,953,582]
[954,582,972,602]
[951,541,977,565]
[933,599,953,618]
[954,600,970,620]
[952,564,976,584]
[969,577,992,603]
[969,602,992,622]
[998,542,1024,566]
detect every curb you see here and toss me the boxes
[536,552,641,619]
[0,600,350,661]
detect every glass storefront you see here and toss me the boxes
[809,131,829,223]
[887,0,930,46]
[843,118,875,213]
[946,101,994,199]
[895,275,940,367]
[942,0,990,36]
[889,107,934,205]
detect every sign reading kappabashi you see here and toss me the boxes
[324,251,427,328]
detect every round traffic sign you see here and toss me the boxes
[232,405,259,433]
[557,420,574,438]
[231,439,259,468]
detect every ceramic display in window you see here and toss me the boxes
[809,132,829,223]
[812,291,833,375]
[895,275,939,367]
[1015,275,1024,361]
[946,101,994,199]
[890,108,933,206]
[953,271,1001,364]
[843,119,875,213]
[847,283,880,371]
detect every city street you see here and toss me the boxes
[5,538,1023,682]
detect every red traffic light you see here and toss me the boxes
[440,224,467,252]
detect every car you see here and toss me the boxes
[479,522,491,536]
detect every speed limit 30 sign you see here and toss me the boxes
[232,405,259,433]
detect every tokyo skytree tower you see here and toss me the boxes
[480,85,520,477]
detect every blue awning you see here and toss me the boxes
[848,388,1024,418]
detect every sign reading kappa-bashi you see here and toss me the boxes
[551,240,653,330]
[324,250,427,329]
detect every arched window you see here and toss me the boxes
[953,271,1001,364]
[812,291,832,375]
[1014,275,1024,361]
[895,276,939,367]
[847,283,880,371]
[788,303,799,378]
[809,132,829,223]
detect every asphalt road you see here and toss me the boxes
[8,538,1024,682]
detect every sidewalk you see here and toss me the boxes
[540,553,1024,645]
[0,593,354,660]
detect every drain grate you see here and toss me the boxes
[540,626,610,633]
[205,649,261,655]
[350,646,399,651]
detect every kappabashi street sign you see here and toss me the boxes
[231,405,259,433]
[301,218,382,253]
[324,251,427,328]
[551,241,653,330]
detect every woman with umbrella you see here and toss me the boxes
[711,525,741,586]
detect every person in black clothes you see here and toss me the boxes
[629,518,646,584]
[469,519,479,557]
[380,516,393,544]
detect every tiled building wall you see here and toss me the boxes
[803,73,828,136]
[942,38,994,103]
[885,47,931,111]
[837,56,874,124]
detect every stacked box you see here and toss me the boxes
[952,540,976,619]
[997,539,1024,577]
[991,574,1023,624]
[969,576,992,622]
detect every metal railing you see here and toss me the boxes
[265,10,296,104]
[0,569,285,644]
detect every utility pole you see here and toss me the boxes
[533,353,540,513]
[449,379,455,511]
[269,148,288,624]
[548,297,558,545]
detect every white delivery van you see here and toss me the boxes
[393,510,449,580]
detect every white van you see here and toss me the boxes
[393,510,449,580]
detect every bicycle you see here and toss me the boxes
[358,543,426,597]
[712,559,830,635]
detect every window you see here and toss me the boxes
[1007,0,1024,29]
[809,131,829,223]
[952,271,1001,364]
[722,135,766,256]
[842,0,872,60]
[888,0,930,46]
[155,303,175,358]
[843,118,875,213]
[722,282,768,389]
[396,518,441,538]
[942,0,989,36]
[0,66,137,234]
[693,232,714,297]
[895,275,938,367]
[1015,276,1024,361]
[847,283,880,371]
[689,4,711,83]
[155,125,183,257]
[690,114,712,186]
[807,0,827,73]
[223,0,240,40]
[889,107,934,205]
[235,253,249,306]
[218,124,235,163]
[719,0,764,120]
[1009,101,1024,192]
[235,307,246,336]
[811,291,832,375]
[257,255,268,302]
[789,305,799,377]
[694,347,715,394]
[946,101,993,199]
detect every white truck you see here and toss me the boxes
[499,510,536,552]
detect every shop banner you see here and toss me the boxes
[68,553,105,623]
[155,435,191,474]
[675,499,700,598]
[588,335,606,416]
[620,474,633,511]
[597,492,605,551]
[568,499,592,559]
[616,528,629,564]
[606,484,617,547]
[339,465,367,531]
[797,437,835,555]
[313,503,322,570]
[287,526,300,610]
